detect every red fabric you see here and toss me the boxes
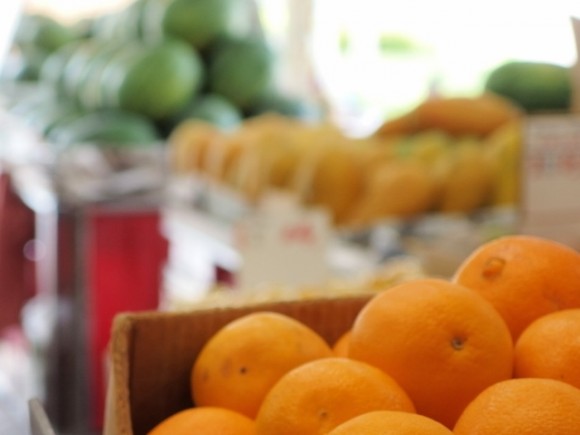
[215,265,236,288]
[0,171,36,332]
[86,208,168,430]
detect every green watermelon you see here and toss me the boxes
[45,110,90,143]
[14,14,78,53]
[49,109,160,147]
[97,43,150,110]
[484,61,572,113]
[60,40,113,99]
[114,38,204,119]
[13,44,50,81]
[160,0,240,49]
[76,43,126,110]
[208,36,274,109]
[26,100,82,135]
[91,10,135,41]
[171,93,242,130]
[246,91,320,120]
[39,40,85,91]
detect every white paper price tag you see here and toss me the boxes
[519,114,580,248]
[235,192,331,290]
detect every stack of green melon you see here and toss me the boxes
[484,60,572,114]
[7,0,315,149]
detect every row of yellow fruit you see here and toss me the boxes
[169,93,523,228]
[147,234,580,434]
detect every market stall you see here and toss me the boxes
[1,1,580,434]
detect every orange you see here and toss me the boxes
[374,93,521,138]
[453,378,580,434]
[254,357,415,435]
[345,159,438,228]
[348,278,513,428]
[148,406,255,435]
[514,309,580,389]
[191,311,333,418]
[332,330,351,357]
[327,410,453,434]
[452,235,580,340]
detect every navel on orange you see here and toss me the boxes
[255,357,415,435]
[452,235,580,340]
[191,311,333,418]
[349,278,513,428]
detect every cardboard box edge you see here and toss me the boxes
[104,293,376,434]
[103,314,135,435]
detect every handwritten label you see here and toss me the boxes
[235,192,330,290]
[519,114,580,248]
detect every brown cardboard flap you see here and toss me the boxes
[571,17,580,112]
[104,294,373,435]
[29,399,56,435]
[104,314,135,435]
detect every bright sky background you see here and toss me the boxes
[3,0,580,134]
[308,1,580,133]
[19,0,132,21]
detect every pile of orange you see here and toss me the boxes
[148,235,580,434]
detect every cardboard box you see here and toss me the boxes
[28,399,56,435]
[104,294,373,435]
[571,17,580,113]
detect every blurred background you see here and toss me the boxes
[1,1,580,434]
[4,0,580,134]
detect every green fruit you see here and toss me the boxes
[39,40,84,90]
[160,0,239,49]
[171,93,242,130]
[28,101,83,136]
[97,43,150,109]
[116,39,204,119]
[129,0,166,41]
[70,18,95,39]
[13,44,50,81]
[484,61,572,113]
[76,43,126,110]
[92,9,137,41]
[15,96,60,126]
[9,92,52,118]
[138,0,172,44]
[247,92,320,120]
[49,110,160,147]
[60,40,112,99]
[15,14,78,53]
[45,110,90,143]
[208,36,274,108]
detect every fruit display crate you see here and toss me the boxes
[161,174,520,307]
[160,183,384,308]
[104,292,373,435]
[29,398,57,435]
[1,107,172,433]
